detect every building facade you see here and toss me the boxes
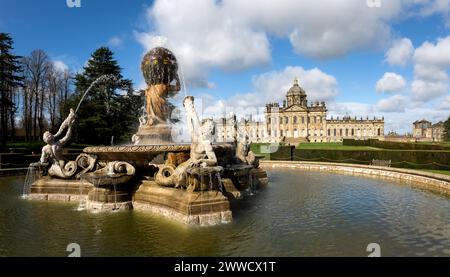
[213,79,385,144]
[412,119,444,142]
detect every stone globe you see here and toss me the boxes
[141,47,178,86]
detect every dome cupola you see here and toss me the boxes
[286,78,307,107]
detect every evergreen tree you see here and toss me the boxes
[70,47,142,145]
[0,33,23,145]
[443,116,450,142]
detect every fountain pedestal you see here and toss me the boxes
[134,123,173,145]
[28,177,93,202]
[133,180,232,226]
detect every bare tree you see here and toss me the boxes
[22,50,50,141]
[60,69,72,123]
[46,65,60,131]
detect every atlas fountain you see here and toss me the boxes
[24,47,268,226]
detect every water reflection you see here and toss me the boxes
[0,169,449,257]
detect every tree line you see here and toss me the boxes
[0,33,142,146]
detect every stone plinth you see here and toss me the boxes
[133,180,232,226]
[134,124,173,145]
[86,200,132,211]
[28,178,93,202]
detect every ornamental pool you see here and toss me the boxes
[0,168,449,256]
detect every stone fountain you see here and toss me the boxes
[25,47,268,226]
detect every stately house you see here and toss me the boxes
[412,119,444,142]
[213,79,385,144]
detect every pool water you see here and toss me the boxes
[0,168,449,257]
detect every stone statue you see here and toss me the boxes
[38,109,77,178]
[235,127,258,168]
[184,96,218,167]
[133,47,181,144]
[153,96,222,190]
[144,80,180,125]
[141,47,180,126]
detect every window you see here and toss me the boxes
[302,116,305,124]
[345,129,348,136]
[339,129,343,136]
[293,116,298,124]
[333,129,336,136]
[285,117,289,124]
[377,128,380,136]
[328,129,331,136]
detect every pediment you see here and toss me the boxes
[283,104,308,112]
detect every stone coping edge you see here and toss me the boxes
[260,160,450,197]
[133,201,232,226]
[0,168,28,177]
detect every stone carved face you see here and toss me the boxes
[43,131,54,144]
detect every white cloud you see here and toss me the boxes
[327,102,376,118]
[376,72,407,93]
[135,0,450,87]
[411,36,450,101]
[134,0,403,86]
[376,94,408,112]
[414,36,450,67]
[438,95,450,110]
[328,97,448,134]
[411,79,448,100]
[201,66,338,119]
[226,0,401,59]
[52,60,69,72]
[108,36,124,47]
[135,0,271,87]
[417,0,450,25]
[384,38,414,66]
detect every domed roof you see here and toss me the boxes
[287,78,306,97]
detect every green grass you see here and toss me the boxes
[416,142,450,147]
[420,169,450,176]
[296,142,380,151]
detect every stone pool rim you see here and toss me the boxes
[260,160,450,197]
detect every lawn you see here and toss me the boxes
[296,142,380,151]
[421,169,450,176]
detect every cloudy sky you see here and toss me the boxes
[1,0,450,134]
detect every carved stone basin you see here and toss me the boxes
[83,144,235,171]
[185,166,224,192]
[82,172,133,187]
[81,161,136,188]
[224,164,254,177]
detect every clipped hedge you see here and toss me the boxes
[343,139,450,151]
[292,149,450,170]
[250,143,294,160]
[269,146,294,161]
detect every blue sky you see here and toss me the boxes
[1,0,449,133]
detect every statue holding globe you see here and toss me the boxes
[134,47,181,144]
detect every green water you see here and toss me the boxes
[0,169,449,257]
